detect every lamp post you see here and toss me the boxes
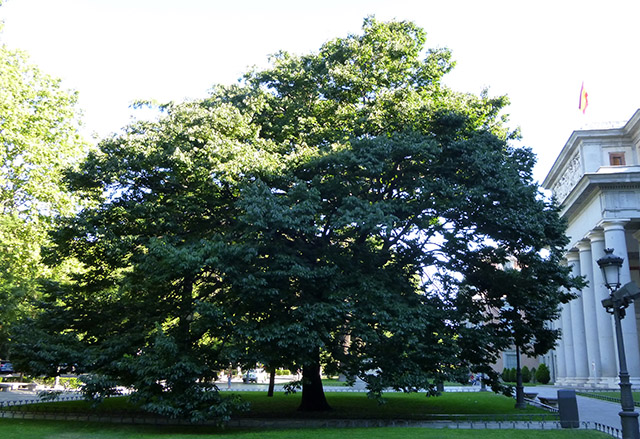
[514,344,526,409]
[597,248,640,439]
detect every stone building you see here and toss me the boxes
[542,109,640,387]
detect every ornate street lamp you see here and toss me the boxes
[597,248,640,439]
[598,248,623,291]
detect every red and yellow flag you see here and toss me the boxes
[579,82,588,114]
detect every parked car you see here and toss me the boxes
[0,361,14,374]
[243,369,267,383]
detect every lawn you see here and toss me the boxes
[320,379,470,387]
[236,392,548,419]
[6,392,550,420]
[0,419,611,439]
[577,390,640,404]
[0,391,607,439]
[321,379,350,387]
[585,390,640,400]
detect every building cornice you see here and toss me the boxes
[559,168,640,219]
[543,109,640,192]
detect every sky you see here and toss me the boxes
[2,0,639,182]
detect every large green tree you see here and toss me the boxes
[13,101,269,421]
[13,17,579,418]
[0,32,87,356]
[214,18,578,409]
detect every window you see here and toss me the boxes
[609,152,626,166]
[504,351,517,369]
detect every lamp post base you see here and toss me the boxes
[619,410,639,439]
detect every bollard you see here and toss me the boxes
[557,389,579,428]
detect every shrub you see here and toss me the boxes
[530,367,537,383]
[536,363,551,384]
[501,368,510,382]
[521,366,531,383]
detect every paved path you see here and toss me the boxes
[526,385,622,431]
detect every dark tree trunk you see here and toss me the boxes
[298,352,331,411]
[267,367,276,397]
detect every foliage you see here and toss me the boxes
[212,16,579,408]
[12,17,578,419]
[502,368,517,383]
[521,366,531,383]
[0,39,88,356]
[11,99,261,422]
[33,376,83,389]
[535,363,551,384]
[530,367,537,383]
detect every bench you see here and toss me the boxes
[0,382,37,392]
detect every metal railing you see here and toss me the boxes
[576,388,640,407]
[594,422,623,438]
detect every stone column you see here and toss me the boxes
[602,220,640,378]
[587,229,618,382]
[567,251,589,383]
[576,239,602,385]
[554,316,567,383]
[561,292,576,382]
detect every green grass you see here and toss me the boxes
[237,392,548,419]
[578,390,640,402]
[320,379,350,387]
[319,379,472,387]
[9,392,549,420]
[0,392,606,438]
[0,419,611,439]
[587,390,640,399]
[501,382,541,387]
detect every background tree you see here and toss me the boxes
[0,34,87,356]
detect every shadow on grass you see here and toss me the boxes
[3,391,554,421]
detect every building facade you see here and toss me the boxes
[543,109,640,387]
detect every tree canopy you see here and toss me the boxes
[11,17,580,420]
[0,37,87,356]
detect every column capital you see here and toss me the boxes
[586,229,605,242]
[575,239,592,253]
[565,251,581,263]
[598,218,630,232]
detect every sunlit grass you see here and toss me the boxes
[0,419,611,439]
